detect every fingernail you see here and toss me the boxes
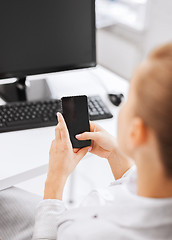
[76,134,81,139]
[88,147,92,152]
[57,112,61,119]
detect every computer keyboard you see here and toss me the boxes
[0,96,113,133]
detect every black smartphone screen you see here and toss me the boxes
[61,95,91,148]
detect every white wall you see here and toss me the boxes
[97,0,172,81]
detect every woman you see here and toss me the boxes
[33,43,172,239]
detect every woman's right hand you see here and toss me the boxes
[76,121,117,160]
[76,121,133,179]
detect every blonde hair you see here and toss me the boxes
[135,43,172,177]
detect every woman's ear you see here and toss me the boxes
[128,117,147,151]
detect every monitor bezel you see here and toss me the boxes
[0,0,96,80]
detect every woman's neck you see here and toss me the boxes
[135,150,172,198]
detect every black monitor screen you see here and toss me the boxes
[0,0,96,79]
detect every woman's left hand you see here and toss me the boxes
[44,112,91,200]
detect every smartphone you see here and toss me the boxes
[61,95,91,148]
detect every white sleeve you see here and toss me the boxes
[110,165,136,186]
[32,199,66,240]
[80,165,137,207]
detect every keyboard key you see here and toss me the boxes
[0,123,5,128]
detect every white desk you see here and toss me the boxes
[0,66,129,191]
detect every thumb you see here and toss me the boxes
[75,146,92,163]
[76,132,99,141]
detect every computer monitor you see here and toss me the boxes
[0,0,96,102]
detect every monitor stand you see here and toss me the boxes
[0,77,53,103]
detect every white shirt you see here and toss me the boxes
[32,166,172,240]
